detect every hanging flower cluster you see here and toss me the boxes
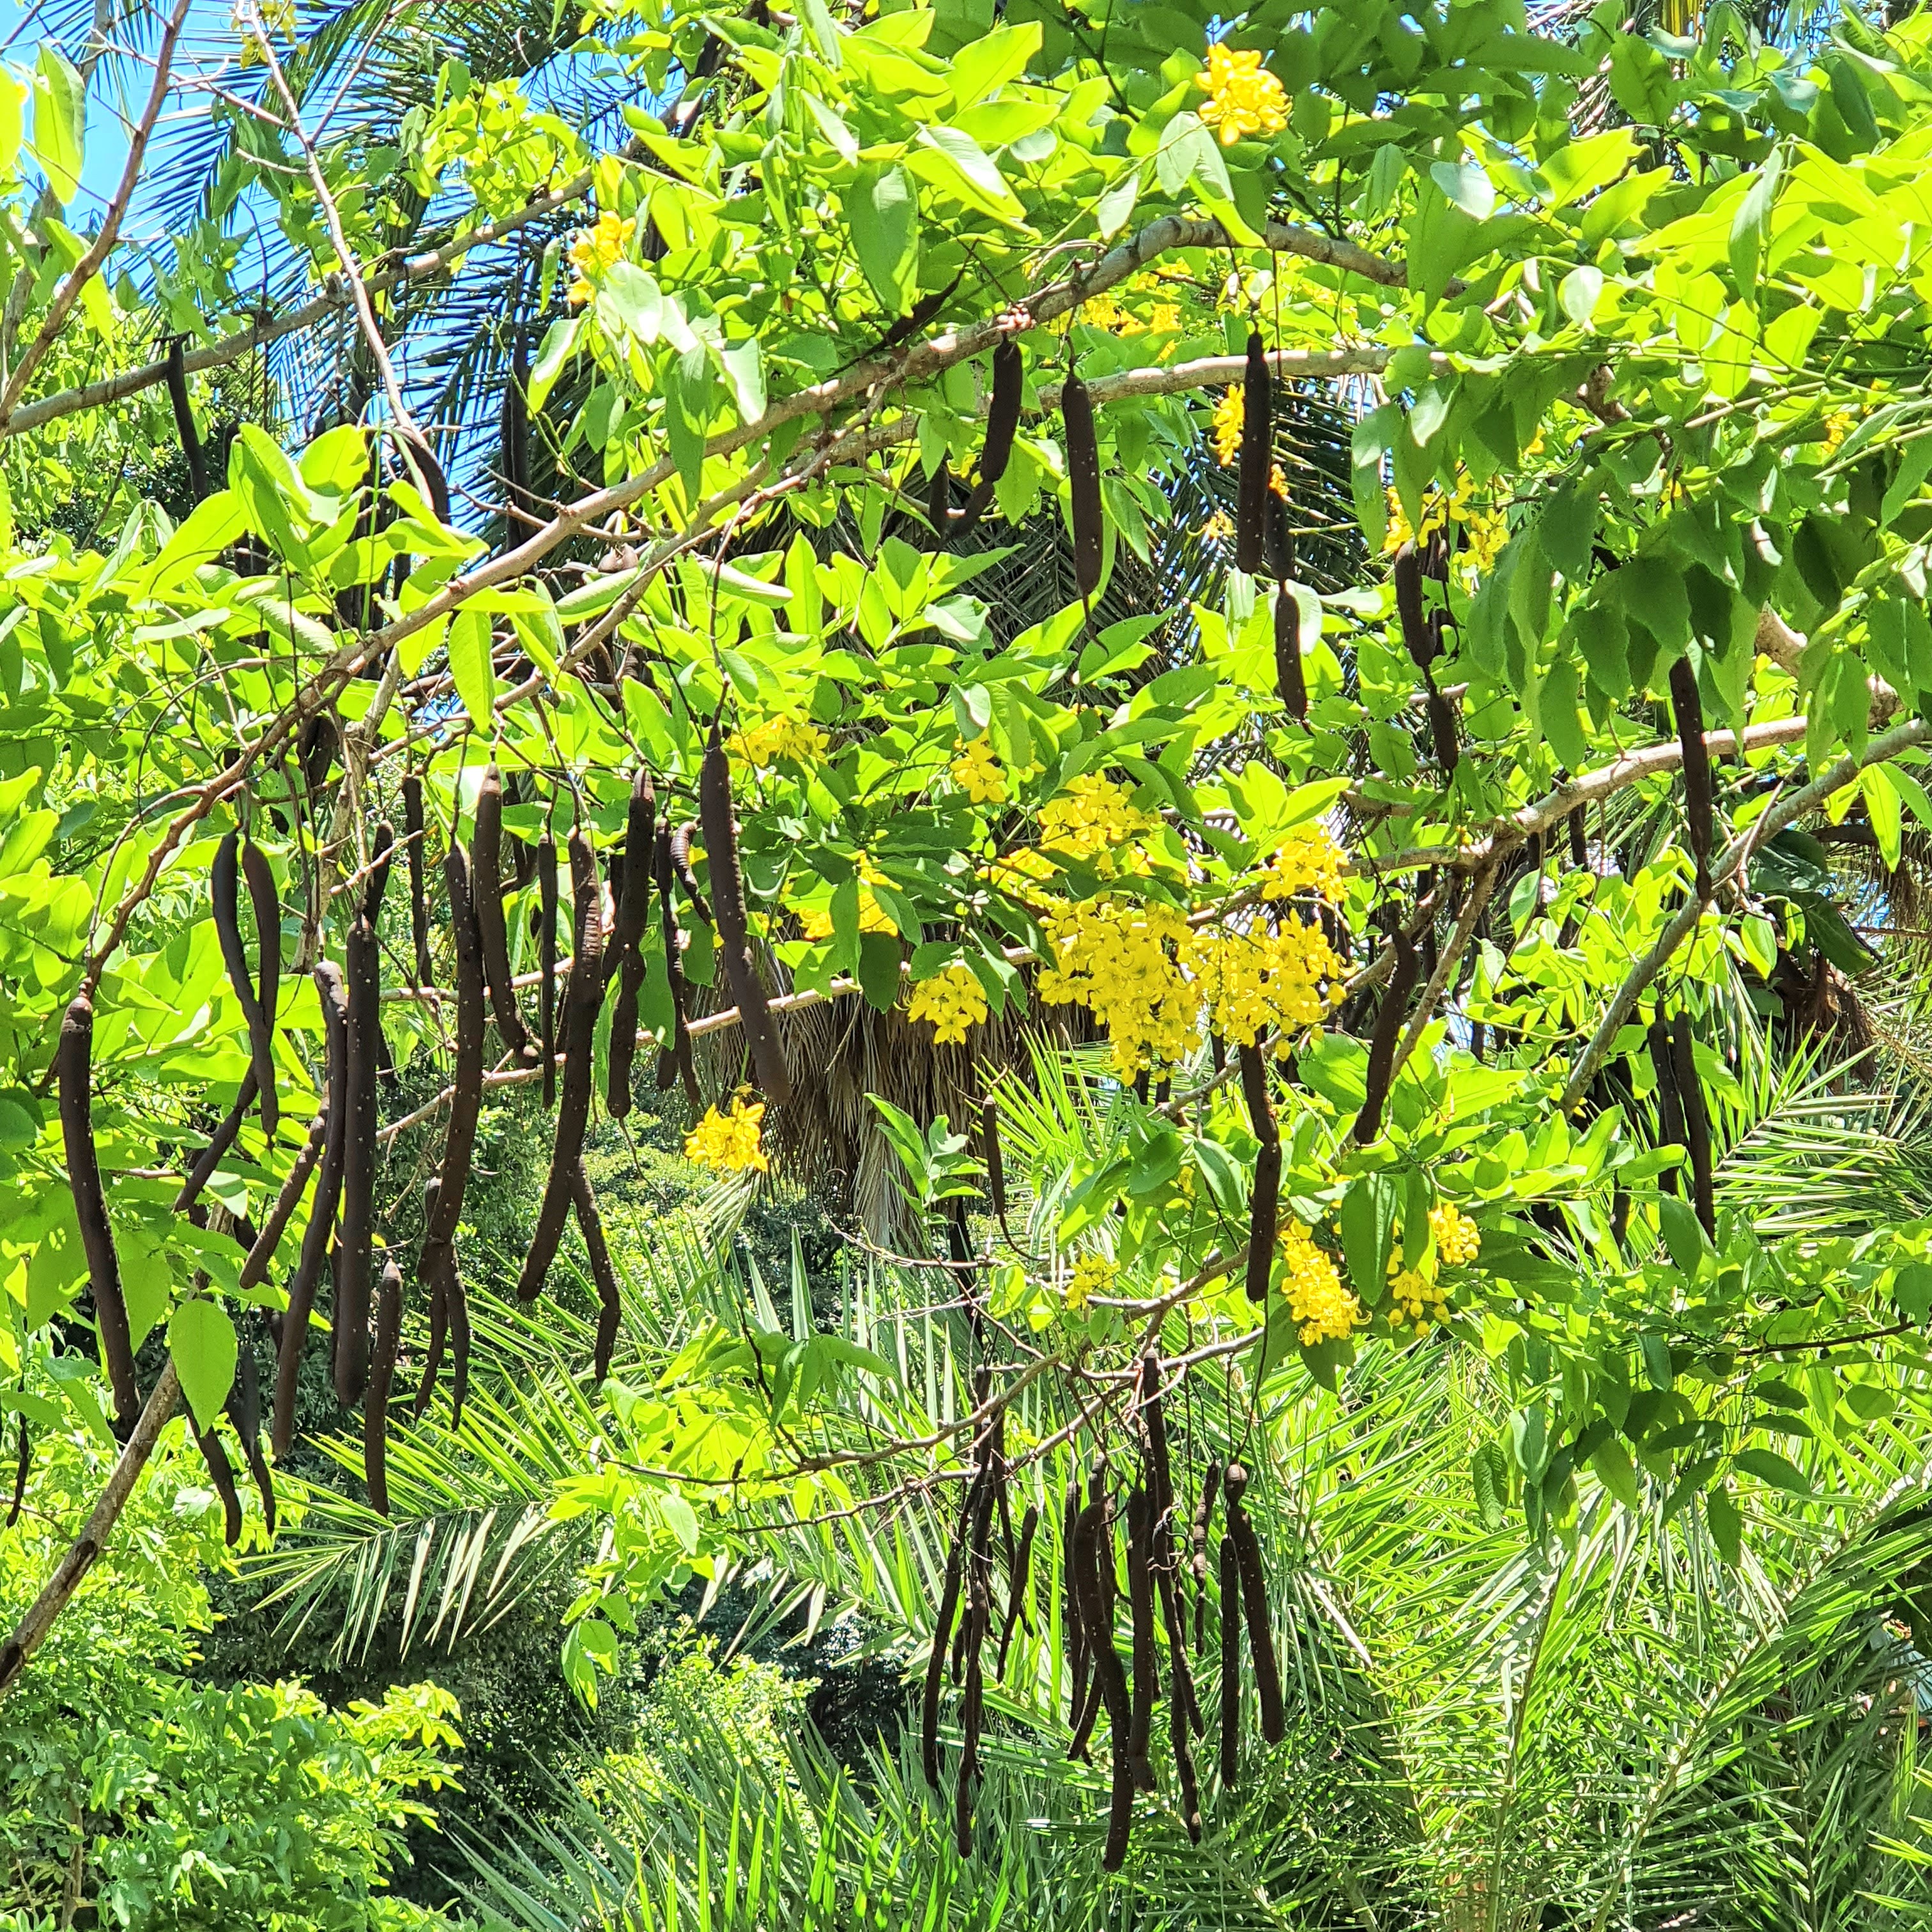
[1279,1224,1360,1344]
[1065,1252,1118,1311]
[907,963,988,1044]
[1038,899,1200,1078]
[684,1098,768,1174]
[1386,1203,1482,1333]
[732,715,828,769]
[794,853,895,940]
[566,211,634,306]
[1209,388,1288,494]
[951,736,1010,804]
[1262,825,1350,904]
[1194,915,1349,1050]
[1195,44,1289,146]
[1383,472,1509,574]
[1038,772,1164,869]
[1430,1200,1482,1266]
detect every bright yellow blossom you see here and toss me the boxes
[684,1097,767,1174]
[1195,44,1289,146]
[1261,825,1347,903]
[1388,1253,1449,1334]
[566,211,634,305]
[907,963,988,1045]
[1383,471,1509,574]
[730,715,828,769]
[1066,1252,1117,1311]
[1039,897,1199,1078]
[1211,387,1245,465]
[1280,1225,1359,1344]
[951,736,1009,804]
[1193,915,1347,1050]
[1430,1201,1482,1266]
[1038,773,1162,871]
[794,852,895,940]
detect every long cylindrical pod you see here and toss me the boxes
[1669,1008,1717,1238]
[1647,1011,1688,1192]
[362,821,394,926]
[332,914,381,1406]
[364,1255,401,1515]
[1426,684,1461,774]
[1064,1466,1088,1725]
[1224,1465,1284,1745]
[1239,1045,1280,1303]
[236,1105,326,1296]
[299,713,339,797]
[608,773,657,1117]
[572,1165,624,1383]
[195,1419,244,1546]
[997,1501,1039,1678]
[227,1334,276,1537]
[1192,1459,1220,1655]
[1354,919,1420,1146]
[668,823,713,924]
[414,1180,448,1422]
[6,1416,27,1528]
[447,1251,472,1430]
[471,766,534,1061]
[1218,1529,1241,1788]
[1235,331,1271,576]
[275,962,348,1457]
[1669,656,1713,896]
[58,996,140,1433]
[1567,803,1588,870]
[516,831,604,1302]
[1125,1485,1158,1793]
[240,839,282,1135]
[1062,370,1103,600]
[921,1476,976,1790]
[174,1068,259,1217]
[402,773,434,987]
[421,847,486,1262]
[700,725,792,1103]
[164,335,209,502]
[981,1096,1007,1220]
[538,825,559,1108]
[1275,583,1308,723]
[654,820,702,1108]
[926,459,951,545]
[981,338,1023,487]
[1392,540,1435,672]
[214,832,279,1140]
[1071,1494,1135,1871]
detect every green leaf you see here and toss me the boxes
[527,316,581,411]
[911,124,1023,219]
[1734,1445,1809,1494]
[1705,1484,1742,1565]
[31,44,83,204]
[447,607,496,728]
[856,931,903,1011]
[1429,158,1495,220]
[849,164,920,311]
[1590,1435,1641,1510]
[171,1298,238,1433]
[1095,162,1143,241]
[1471,1441,1508,1531]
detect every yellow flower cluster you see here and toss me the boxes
[1208,388,1288,494]
[1065,1252,1117,1311]
[684,1098,768,1174]
[1261,825,1348,904]
[1430,1200,1482,1266]
[1194,915,1348,1050]
[731,715,827,769]
[566,211,634,306]
[1038,773,1162,870]
[1195,44,1289,146]
[951,736,1009,804]
[794,853,895,940]
[1078,288,1185,336]
[1387,1257,1449,1334]
[907,963,987,1044]
[1039,898,1198,1078]
[1280,1224,1360,1345]
[1383,473,1509,574]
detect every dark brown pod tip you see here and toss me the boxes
[1235,330,1271,577]
[1062,370,1103,601]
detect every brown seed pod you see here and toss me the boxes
[332,914,380,1407]
[572,1165,624,1383]
[700,725,792,1103]
[195,1418,245,1547]
[299,714,339,798]
[1354,917,1420,1146]
[981,337,1023,487]
[1669,1008,1717,1239]
[1426,685,1462,774]
[1225,1465,1284,1746]
[981,1096,1008,1221]
[413,1179,447,1422]
[1647,1012,1687,1193]
[926,459,951,546]
[1275,583,1308,723]
[922,1475,976,1790]
[1071,1494,1135,1871]
[275,962,348,1457]
[1392,540,1435,672]
[608,772,657,1118]
[653,819,702,1108]
[227,1333,275,1538]
[1192,1458,1221,1655]
[364,1255,401,1515]
[236,1105,326,1297]
[516,831,604,1302]
[537,825,559,1109]
[1125,1485,1158,1793]
[361,822,394,927]
[1567,803,1588,870]
[6,1414,28,1529]
[57,996,139,1434]
[1669,656,1713,896]
[397,427,450,524]
[164,336,208,502]
[1062,370,1103,601]
[241,839,282,1124]
[402,774,434,987]
[997,1500,1039,1678]
[1239,1045,1280,1304]
[447,1251,472,1430]
[1218,1529,1241,1788]
[1235,331,1271,576]
[174,1068,259,1217]
[1063,1467,1088,1726]
[214,833,279,1140]
[471,767,535,1061]
[668,822,713,925]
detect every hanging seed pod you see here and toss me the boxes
[164,336,209,502]
[1235,331,1271,576]
[397,428,451,523]
[1239,1045,1280,1304]
[448,1254,473,1430]
[1426,685,1461,774]
[1567,804,1588,870]
[668,823,713,924]
[175,1068,259,1217]
[517,831,604,1302]
[653,819,702,1108]
[214,833,279,1139]
[1224,1464,1284,1745]
[417,848,486,1339]
[275,962,348,1457]
[195,1417,244,1546]
[6,1415,28,1528]
[1669,1008,1717,1238]
[608,772,657,1118]
[1218,1528,1241,1788]
[241,839,282,1128]
[364,1255,402,1515]
[1647,1011,1687,1194]
[572,1165,624,1383]
[1072,1493,1135,1871]
[537,825,559,1109]
[700,724,792,1102]
[299,714,339,799]
[227,1335,275,1537]
[1125,1485,1158,1793]
[923,1476,976,1790]
[57,997,139,1434]
[236,1105,326,1296]
[1063,1466,1088,1726]
[981,338,1023,487]
[997,1501,1039,1678]
[1192,1459,1220,1656]
[402,774,434,987]
[1062,370,1103,601]
[1355,917,1420,1146]
[926,459,951,546]
[361,822,394,926]
[1392,541,1435,672]
[1275,583,1308,723]
[332,916,380,1407]
[471,767,535,1061]
[981,1096,1007,1221]
[1669,656,1713,897]
[414,1179,447,1422]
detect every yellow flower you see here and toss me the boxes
[1211,387,1245,465]
[566,211,634,306]
[1195,43,1289,146]
[1279,1225,1359,1345]
[1150,302,1183,332]
[907,963,988,1045]
[1193,914,1348,1051]
[1387,1255,1448,1335]
[793,852,895,940]
[1039,896,1198,1078]
[1430,1201,1482,1266]
[730,715,828,769]
[1038,773,1162,870]
[1066,1252,1117,1311]
[685,1097,768,1174]
[1200,508,1236,545]
[951,735,1009,804]
[1261,825,1347,904]
[1383,469,1509,574]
